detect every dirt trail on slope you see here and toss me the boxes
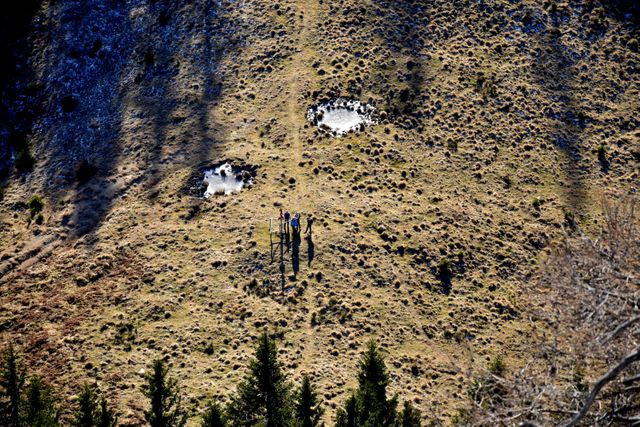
[285,0,320,377]
[286,3,316,210]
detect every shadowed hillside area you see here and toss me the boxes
[0,0,639,425]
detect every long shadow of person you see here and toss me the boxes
[285,227,291,253]
[291,231,300,277]
[306,234,315,267]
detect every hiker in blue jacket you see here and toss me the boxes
[291,213,301,236]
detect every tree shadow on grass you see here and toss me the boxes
[0,1,44,178]
[369,0,434,129]
[530,16,588,214]
[32,0,240,237]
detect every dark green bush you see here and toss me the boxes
[437,258,453,278]
[27,195,44,222]
[564,209,576,228]
[488,355,506,377]
[15,144,34,173]
[532,198,542,209]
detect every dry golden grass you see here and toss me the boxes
[0,0,638,424]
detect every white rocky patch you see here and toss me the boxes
[307,99,376,136]
[203,163,250,197]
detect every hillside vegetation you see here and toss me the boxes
[0,0,638,425]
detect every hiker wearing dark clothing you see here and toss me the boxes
[305,215,315,236]
[283,210,291,236]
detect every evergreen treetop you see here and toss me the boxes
[96,397,118,427]
[73,384,97,427]
[294,375,324,427]
[144,359,187,427]
[24,376,59,427]
[0,344,26,427]
[202,402,226,427]
[226,332,293,427]
[335,394,356,427]
[397,402,421,427]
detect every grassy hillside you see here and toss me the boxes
[0,0,638,424]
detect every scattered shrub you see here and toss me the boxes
[74,159,98,184]
[27,195,44,223]
[16,145,34,173]
[203,342,214,355]
[532,198,542,209]
[25,81,45,95]
[488,355,506,377]
[597,144,607,162]
[61,95,78,113]
[451,408,472,426]
[572,364,588,393]
[27,195,44,215]
[10,132,35,173]
[437,258,453,278]
[564,209,576,228]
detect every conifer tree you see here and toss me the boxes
[144,359,187,427]
[335,342,399,427]
[358,341,397,426]
[335,394,356,427]
[0,344,26,427]
[202,402,226,427]
[73,384,97,427]
[24,377,59,427]
[294,375,324,427]
[73,383,117,427]
[226,332,293,427]
[397,402,421,427]
[96,397,117,427]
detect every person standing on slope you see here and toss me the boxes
[305,214,315,236]
[283,210,291,236]
[291,213,300,237]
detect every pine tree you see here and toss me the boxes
[0,344,26,427]
[24,377,59,427]
[226,332,293,427]
[96,397,117,427]
[335,394,356,427]
[72,383,117,427]
[294,375,324,427]
[73,384,97,427]
[357,341,397,426]
[144,359,187,427]
[397,402,421,427]
[335,342,398,427]
[202,402,226,427]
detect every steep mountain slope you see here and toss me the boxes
[1,0,638,424]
